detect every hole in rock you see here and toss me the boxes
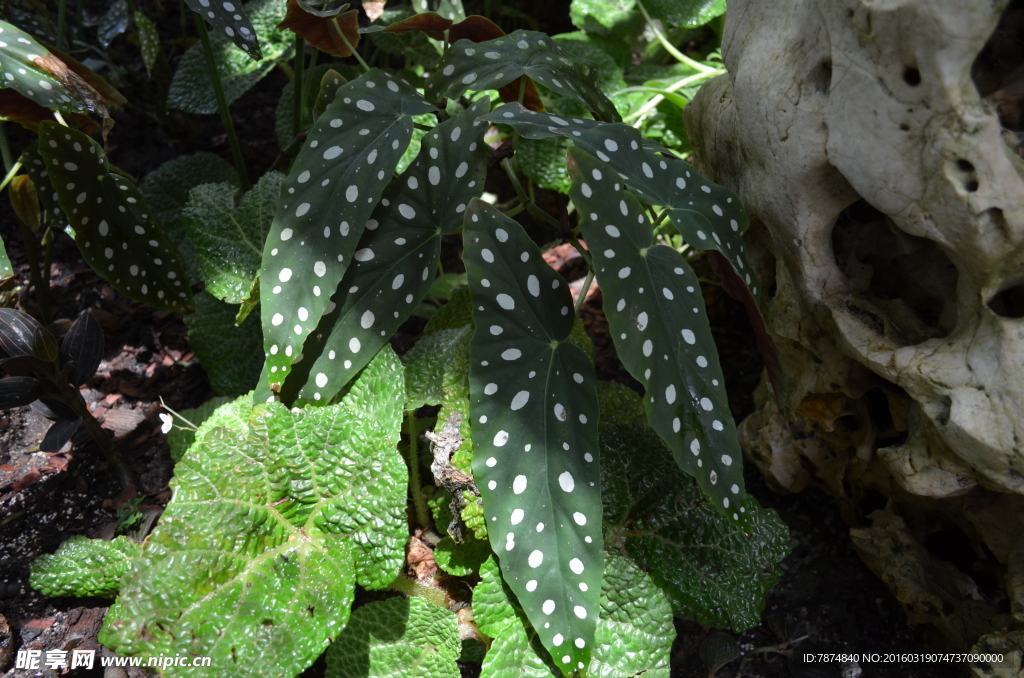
[808,60,833,94]
[987,280,1024,318]
[832,200,959,342]
[947,158,979,192]
[903,67,921,86]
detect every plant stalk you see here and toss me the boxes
[636,0,719,74]
[334,19,370,72]
[405,411,431,529]
[574,266,595,314]
[0,122,13,172]
[194,13,251,191]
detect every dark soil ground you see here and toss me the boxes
[0,1,969,677]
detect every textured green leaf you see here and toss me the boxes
[186,0,264,59]
[326,597,461,678]
[595,381,643,431]
[184,171,282,303]
[139,152,240,284]
[275,63,349,148]
[37,122,194,312]
[30,535,141,598]
[427,30,619,123]
[260,68,434,390]
[475,554,674,678]
[279,97,487,406]
[481,104,757,297]
[516,137,571,194]
[403,326,471,409]
[602,423,789,631]
[0,20,92,114]
[566,147,746,526]
[100,349,409,677]
[644,0,726,28]
[465,201,602,675]
[568,0,636,38]
[166,395,234,462]
[184,292,264,396]
[434,533,491,577]
[168,0,290,114]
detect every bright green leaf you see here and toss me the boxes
[30,535,141,598]
[516,136,572,194]
[185,0,264,59]
[168,0,291,114]
[37,122,194,312]
[427,30,620,123]
[465,201,602,676]
[568,0,636,39]
[100,348,409,677]
[260,68,434,390]
[184,292,264,396]
[566,146,747,526]
[184,171,282,303]
[165,395,234,462]
[602,423,789,631]
[279,97,487,406]
[434,533,491,577]
[644,0,726,28]
[403,326,471,409]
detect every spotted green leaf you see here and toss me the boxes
[565,147,746,526]
[20,144,68,233]
[184,171,282,303]
[37,122,193,312]
[427,30,619,123]
[168,0,290,114]
[260,70,434,391]
[465,201,602,676]
[474,554,674,678]
[30,535,141,598]
[481,104,757,297]
[184,292,264,396]
[278,97,487,406]
[601,423,789,631]
[325,597,461,678]
[186,0,263,59]
[100,348,408,677]
[98,0,130,46]
[133,10,162,77]
[0,234,11,277]
[0,20,92,114]
[139,152,240,283]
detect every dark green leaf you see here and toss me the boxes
[98,0,130,46]
[30,325,57,362]
[0,375,40,409]
[482,104,758,298]
[365,7,443,70]
[139,152,240,283]
[568,0,637,38]
[0,233,12,277]
[40,416,80,452]
[184,171,282,304]
[566,147,747,526]
[0,307,43,358]
[427,30,620,123]
[100,348,408,677]
[325,597,461,678]
[279,97,487,406]
[185,0,264,59]
[644,0,726,28]
[260,68,435,390]
[275,63,342,148]
[412,0,465,23]
[184,292,264,396]
[465,201,602,675]
[168,0,291,114]
[134,10,162,77]
[22,144,69,233]
[602,423,789,631]
[60,310,103,386]
[1,355,56,379]
[37,122,194,312]
[30,535,142,598]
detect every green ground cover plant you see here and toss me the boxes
[0,0,789,675]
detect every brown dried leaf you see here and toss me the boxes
[497,77,545,112]
[278,0,360,57]
[380,11,451,40]
[362,0,386,22]
[448,15,504,43]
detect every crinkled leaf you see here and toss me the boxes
[482,104,758,298]
[186,0,264,59]
[184,292,264,396]
[644,0,725,28]
[30,535,141,598]
[567,147,746,526]
[60,309,103,386]
[37,122,194,312]
[166,395,233,461]
[595,381,644,431]
[427,30,618,123]
[474,554,674,678]
[169,0,291,114]
[98,0,130,46]
[100,348,408,677]
[569,0,636,36]
[434,533,490,577]
[260,69,434,390]
[185,171,282,303]
[0,20,95,115]
[517,136,571,194]
[403,326,470,409]
[133,10,161,77]
[465,201,601,675]
[602,423,789,631]
[325,597,460,678]
[280,97,487,406]
[278,0,359,57]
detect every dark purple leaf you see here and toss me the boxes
[40,417,81,452]
[0,376,41,409]
[60,310,104,386]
